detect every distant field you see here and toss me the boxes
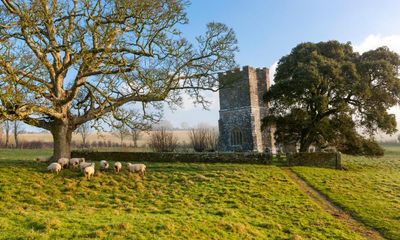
[2,130,192,147]
[0,149,364,239]
[292,145,400,239]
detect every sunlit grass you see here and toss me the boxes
[0,149,363,239]
[292,145,400,239]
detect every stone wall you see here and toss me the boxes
[72,151,273,164]
[286,152,342,169]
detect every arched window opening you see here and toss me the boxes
[231,128,243,146]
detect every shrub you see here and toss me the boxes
[149,127,178,152]
[339,137,384,156]
[189,127,219,152]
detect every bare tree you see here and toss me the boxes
[128,129,141,148]
[189,127,208,152]
[205,128,219,152]
[112,126,129,146]
[76,121,91,148]
[189,126,218,152]
[0,0,238,159]
[4,120,10,148]
[0,121,3,146]
[149,127,178,152]
[13,120,23,148]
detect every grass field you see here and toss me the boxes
[292,145,400,240]
[0,149,365,239]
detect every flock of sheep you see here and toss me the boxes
[36,156,146,180]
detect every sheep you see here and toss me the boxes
[69,158,81,169]
[57,158,69,169]
[100,160,110,171]
[127,163,146,178]
[80,162,93,172]
[84,163,95,180]
[47,162,62,174]
[35,156,52,163]
[71,157,85,164]
[114,162,122,173]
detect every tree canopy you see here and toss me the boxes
[0,0,238,158]
[264,41,400,154]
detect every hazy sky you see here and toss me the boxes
[163,0,400,129]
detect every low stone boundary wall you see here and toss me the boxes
[71,151,273,164]
[286,152,342,169]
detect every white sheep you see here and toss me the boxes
[69,158,81,169]
[84,163,95,180]
[71,157,85,164]
[114,162,122,173]
[127,163,146,178]
[100,160,110,171]
[35,156,52,163]
[47,162,62,174]
[80,162,93,172]
[57,158,69,169]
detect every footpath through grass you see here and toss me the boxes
[0,149,364,239]
[292,145,400,240]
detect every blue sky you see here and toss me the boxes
[163,0,400,129]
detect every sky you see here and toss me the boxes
[163,0,400,130]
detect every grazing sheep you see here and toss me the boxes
[114,162,122,173]
[57,158,69,169]
[35,156,52,163]
[71,157,85,164]
[69,158,81,169]
[84,163,95,180]
[47,162,62,174]
[127,163,146,178]
[80,162,93,172]
[100,160,109,171]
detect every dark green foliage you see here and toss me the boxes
[338,136,384,156]
[264,41,400,153]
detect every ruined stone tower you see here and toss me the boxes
[218,66,275,152]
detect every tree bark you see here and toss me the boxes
[51,121,73,160]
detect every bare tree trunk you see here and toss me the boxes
[51,122,73,160]
[0,124,3,146]
[82,135,87,147]
[5,121,10,148]
[13,122,18,148]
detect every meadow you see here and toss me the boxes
[0,149,365,239]
[292,145,400,240]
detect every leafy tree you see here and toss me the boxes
[0,0,238,159]
[264,41,400,153]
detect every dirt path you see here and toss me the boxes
[282,167,385,240]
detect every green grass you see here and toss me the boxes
[0,149,363,239]
[292,146,400,240]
